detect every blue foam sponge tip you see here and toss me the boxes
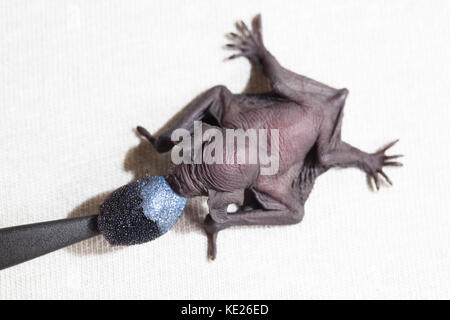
[98,176,186,245]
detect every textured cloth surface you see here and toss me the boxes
[0,0,449,299]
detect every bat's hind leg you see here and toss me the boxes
[204,194,304,260]
[137,85,232,153]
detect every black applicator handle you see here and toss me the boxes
[0,215,100,270]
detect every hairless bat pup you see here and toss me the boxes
[137,14,403,260]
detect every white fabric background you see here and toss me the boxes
[0,0,449,299]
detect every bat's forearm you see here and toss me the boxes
[256,51,298,96]
[257,52,309,104]
[257,50,282,79]
[257,50,337,103]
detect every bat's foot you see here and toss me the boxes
[224,14,265,62]
[367,140,403,190]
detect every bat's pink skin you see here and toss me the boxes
[137,15,402,260]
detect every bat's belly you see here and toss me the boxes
[222,94,321,175]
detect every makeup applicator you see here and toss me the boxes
[0,175,186,270]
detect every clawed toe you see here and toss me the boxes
[204,214,225,260]
[207,231,218,260]
[136,126,156,144]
